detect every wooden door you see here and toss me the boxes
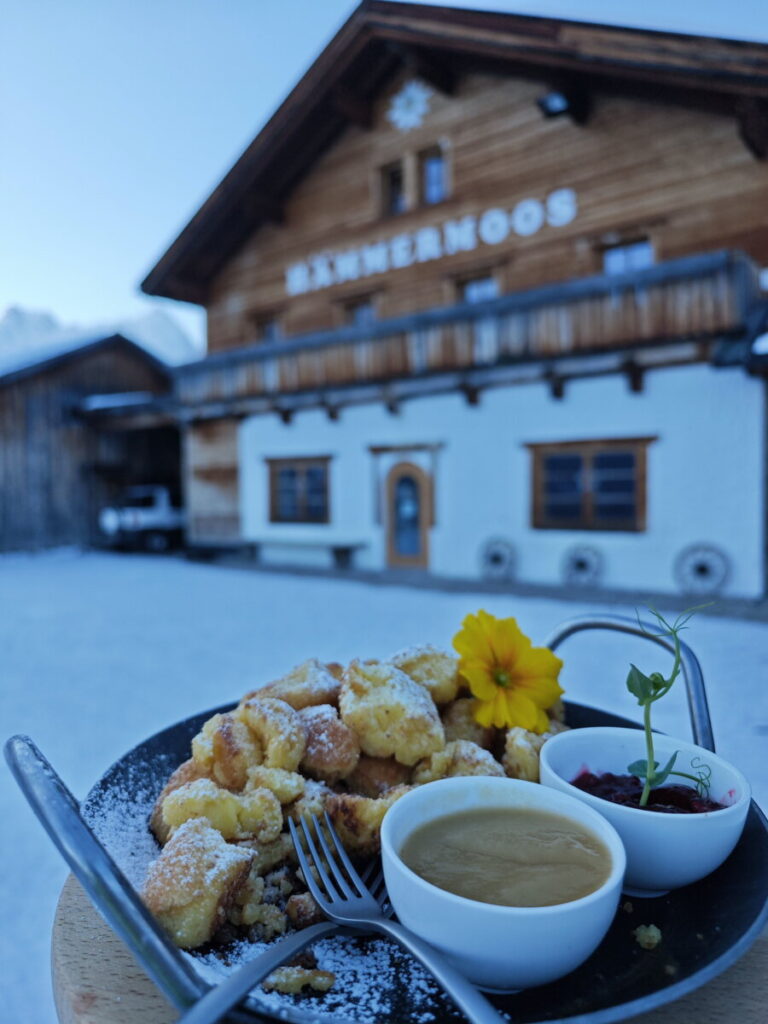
[386,461,431,568]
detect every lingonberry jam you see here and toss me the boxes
[570,771,725,813]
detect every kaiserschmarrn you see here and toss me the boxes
[140,643,568,994]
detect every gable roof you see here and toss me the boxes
[141,0,768,306]
[0,332,170,388]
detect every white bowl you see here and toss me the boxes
[539,727,751,895]
[380,776,626,991]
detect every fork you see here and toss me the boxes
[175,861,388,1024]
[290,812,508,1024]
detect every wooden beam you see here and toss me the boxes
[244,193,285,225]
[624,359,645,393]
[331,86,372,129]
[461,382,481,406]
[545,370,566,400]
[737,98,768,160]
[383,388,400,415]
[321,397,341,421]
[387,42,458,95]
[271,404,293,425]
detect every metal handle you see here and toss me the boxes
[376,919,508,1024]
[3,735,206,1012]
[543,613,715,752]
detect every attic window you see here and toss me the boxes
[602,239,655,275]
[252,314,282,343]
[381,162,407,216]
[459,275,499,304]
[420,146,447,205]
[344,296,377,326]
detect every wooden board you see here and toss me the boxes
[184,419,241,543]
[53,875,768,1024]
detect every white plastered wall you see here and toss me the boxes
[238,364,764,597]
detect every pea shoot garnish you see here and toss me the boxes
[626,607,712,807]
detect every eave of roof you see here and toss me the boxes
[140,0,768,305]
[0,333,171,388]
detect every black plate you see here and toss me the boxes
[82,701,768,1024]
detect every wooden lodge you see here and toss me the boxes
[133,1,768,596]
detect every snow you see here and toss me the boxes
[0,305,202,377]
[1,549,766,1024]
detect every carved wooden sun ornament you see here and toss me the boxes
[386,79,433,132]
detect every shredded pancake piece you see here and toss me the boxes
[243,658,342,710]
[263,966,335,993]
[502,720,569,783]
[339,659,445,765]
[191,712,263,791]
[325,784,411,856]
[345,754,412,797]
[161,778,283,842]
[388,644,462,705]
[441,696,496,749]
[141,818,253,949]
[412,739,506,784]
[298,703,361,782]
[235,697,306,771]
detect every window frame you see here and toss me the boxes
[250,312,283,344]
[342,294,378,327]
[528,437,656,532]
[601,238,655,276]
[457,272,500,305]
[419,145,448,206]
[266,456,331,525]
[380,160,407,218]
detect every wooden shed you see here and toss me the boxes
[0,334,177,551]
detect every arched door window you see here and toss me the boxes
[386,462,431,568]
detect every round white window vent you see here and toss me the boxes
[562,545,604,586]
[673,544,730,595]
[480,538,516,581]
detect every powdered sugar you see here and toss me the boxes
[388,643,453,664]
[83,757,169,889]
[190,933,458,1023]
[83,767,458,1023]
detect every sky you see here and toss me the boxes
[3,0,768,349]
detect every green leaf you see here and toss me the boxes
[649,750,679,788]
[627,759,657,778]
[649,671,667,694]
[626,664,655,704]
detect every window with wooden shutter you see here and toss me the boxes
[528,438,655,531]
[267,457,331,523]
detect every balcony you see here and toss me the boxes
[175,250,762,418]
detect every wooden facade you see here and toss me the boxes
[139,2,768,568]
[175,250,758,415]
[0,338,174,551]
[142,1,768,312]
[202,77,768,355]
[184,418,240,543]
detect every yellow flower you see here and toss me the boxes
[452,610,564,732]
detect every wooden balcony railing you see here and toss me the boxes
[175,250,760,411]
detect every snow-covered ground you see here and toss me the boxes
[2,550,766,1024]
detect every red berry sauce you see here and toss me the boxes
[570,771,726,813]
